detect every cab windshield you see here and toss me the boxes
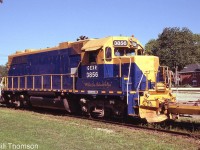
[114,48,136,56]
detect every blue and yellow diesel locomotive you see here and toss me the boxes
[1,36,176,122]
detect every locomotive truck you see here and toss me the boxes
[0,36,199,122]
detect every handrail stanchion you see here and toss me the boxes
[72,75,75,93]
[25,76,27,89]
[41,75,44,90]
[145,71,149,91]
[50,75,53,90]
[169,71,172,89]
[61,75,63,90]
[6,77,8,89]
[33,76,35,90]
[18,76,20,90]
[12,77,13,90]
[119,58,122,77]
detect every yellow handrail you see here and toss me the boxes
[5,73,76,91]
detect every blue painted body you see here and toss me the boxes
[8,48,159,115]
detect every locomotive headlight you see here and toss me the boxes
[131,41,137,47]
[129,38,138,47]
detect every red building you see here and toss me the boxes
[179,64,200,87]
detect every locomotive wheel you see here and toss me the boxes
[14,100,23,108]
[0,96,6,105]
[63,98,71,113]
[90,106,105,118]
[63,98,80,114]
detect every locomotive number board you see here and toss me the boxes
[113,40,128,46]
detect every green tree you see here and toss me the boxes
[145,27,199,71]
[145,39,158,55]
[193,33,200,61]
[0,64,7,77]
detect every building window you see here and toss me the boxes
[193,73,197,78]
[192,80,197,86]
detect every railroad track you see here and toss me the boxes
[1,105,200,139]
[67,115,200,140]
[29,106,200,139]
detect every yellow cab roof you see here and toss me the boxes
[81,36,143,51]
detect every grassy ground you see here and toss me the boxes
[0,107,199,150]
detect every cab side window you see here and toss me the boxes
[114,48,124,56]
[82,50,99,65]
[89,51,97,64]
[105,47,112,61]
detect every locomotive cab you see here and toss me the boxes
[78,36,175,121]
[76,36,145,117]
[80,36,144,78]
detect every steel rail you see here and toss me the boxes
[72,115,200,139]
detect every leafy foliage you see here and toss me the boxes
[193,33,200,57]
[0,64,7,77]
[145,27,200,71]
[145,39,158,55]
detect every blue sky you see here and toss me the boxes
[0,0,200,65]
